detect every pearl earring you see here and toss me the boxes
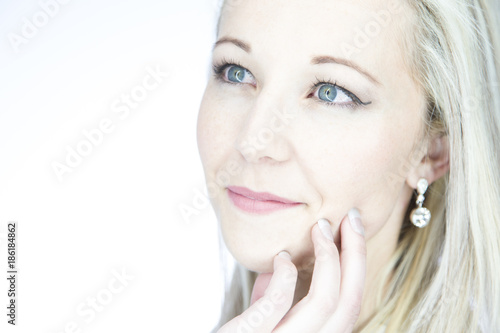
[410,178,431,228]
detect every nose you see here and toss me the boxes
[234,89,298,164]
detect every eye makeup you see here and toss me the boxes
[212,57,372,110]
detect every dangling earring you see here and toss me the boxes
[410,178,431,228]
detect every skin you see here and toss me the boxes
[197,0,450,331]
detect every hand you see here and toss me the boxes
[217,209,367,333]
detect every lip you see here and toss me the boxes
[226,186,303,215]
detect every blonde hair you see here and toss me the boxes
[210,0,500,332]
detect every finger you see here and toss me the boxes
[321,208,366,332]
[218,252,298,333]
[251,273,273,305]
[274,219,341,333]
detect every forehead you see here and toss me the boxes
[218,0,413,83]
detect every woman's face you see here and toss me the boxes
[197,0,426,273]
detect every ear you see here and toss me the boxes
[407,134,450,189]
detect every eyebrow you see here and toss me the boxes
[213,37,381,86]
[311,56,381,86]
[213,36,252,53]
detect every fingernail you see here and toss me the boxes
[348,208,365,236]
[317,218,334,242]
[278,251,291,260]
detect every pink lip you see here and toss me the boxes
[226,186,303,215]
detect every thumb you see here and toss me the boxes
[250,272,273,305]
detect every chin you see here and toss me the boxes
[222,231,280,273]
[221,226,315,274]
[213,187,319,273]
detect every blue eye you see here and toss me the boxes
[227,65,252,83]
[316,84,354,104]
[226,65,254,84]
[212,59,372,108]
[212,60,255,85]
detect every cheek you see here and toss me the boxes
[197,87,239,178]
[294,113,418,236]
[197,92,224,167]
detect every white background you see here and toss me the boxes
[0,0,227,332]
[4,2,499,333]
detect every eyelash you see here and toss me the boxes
[309,77,371,108]
[211,58,372,109]
[212,57,248,85]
